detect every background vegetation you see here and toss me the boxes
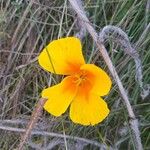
[0,0,149,149]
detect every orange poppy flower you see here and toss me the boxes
[38,37,112,125]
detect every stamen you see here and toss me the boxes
[73,71,87,86]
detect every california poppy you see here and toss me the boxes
[38,37,112,125]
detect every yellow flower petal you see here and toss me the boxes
[80,64,112,96]
[70,93,110,125]
[42,76,77,116]
[38,37,85,75]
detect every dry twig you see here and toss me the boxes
[17,98,47,150]
[0,124,114,149]
[69,0,143,150]
[145,0,150,27]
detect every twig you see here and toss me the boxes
[69,0,143,150]
[145,0,150,28]
[0,50,39,56]
[15,57,38,70]
[74,17,87,40]
[69,0,86,40]
[17,98,47,150]
[0,125,111,149]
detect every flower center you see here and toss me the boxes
[73,71,87,86]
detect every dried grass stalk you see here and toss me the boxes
[69,0,143,150]
[17,98,47,150]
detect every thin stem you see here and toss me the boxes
[17,98,47,150]
[0,125,110,149]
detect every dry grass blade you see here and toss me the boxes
[0,124,114,149]
[69,0,143,150]
[17,98,47,150]
[99,25,145,99]
[145,0,150,27]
